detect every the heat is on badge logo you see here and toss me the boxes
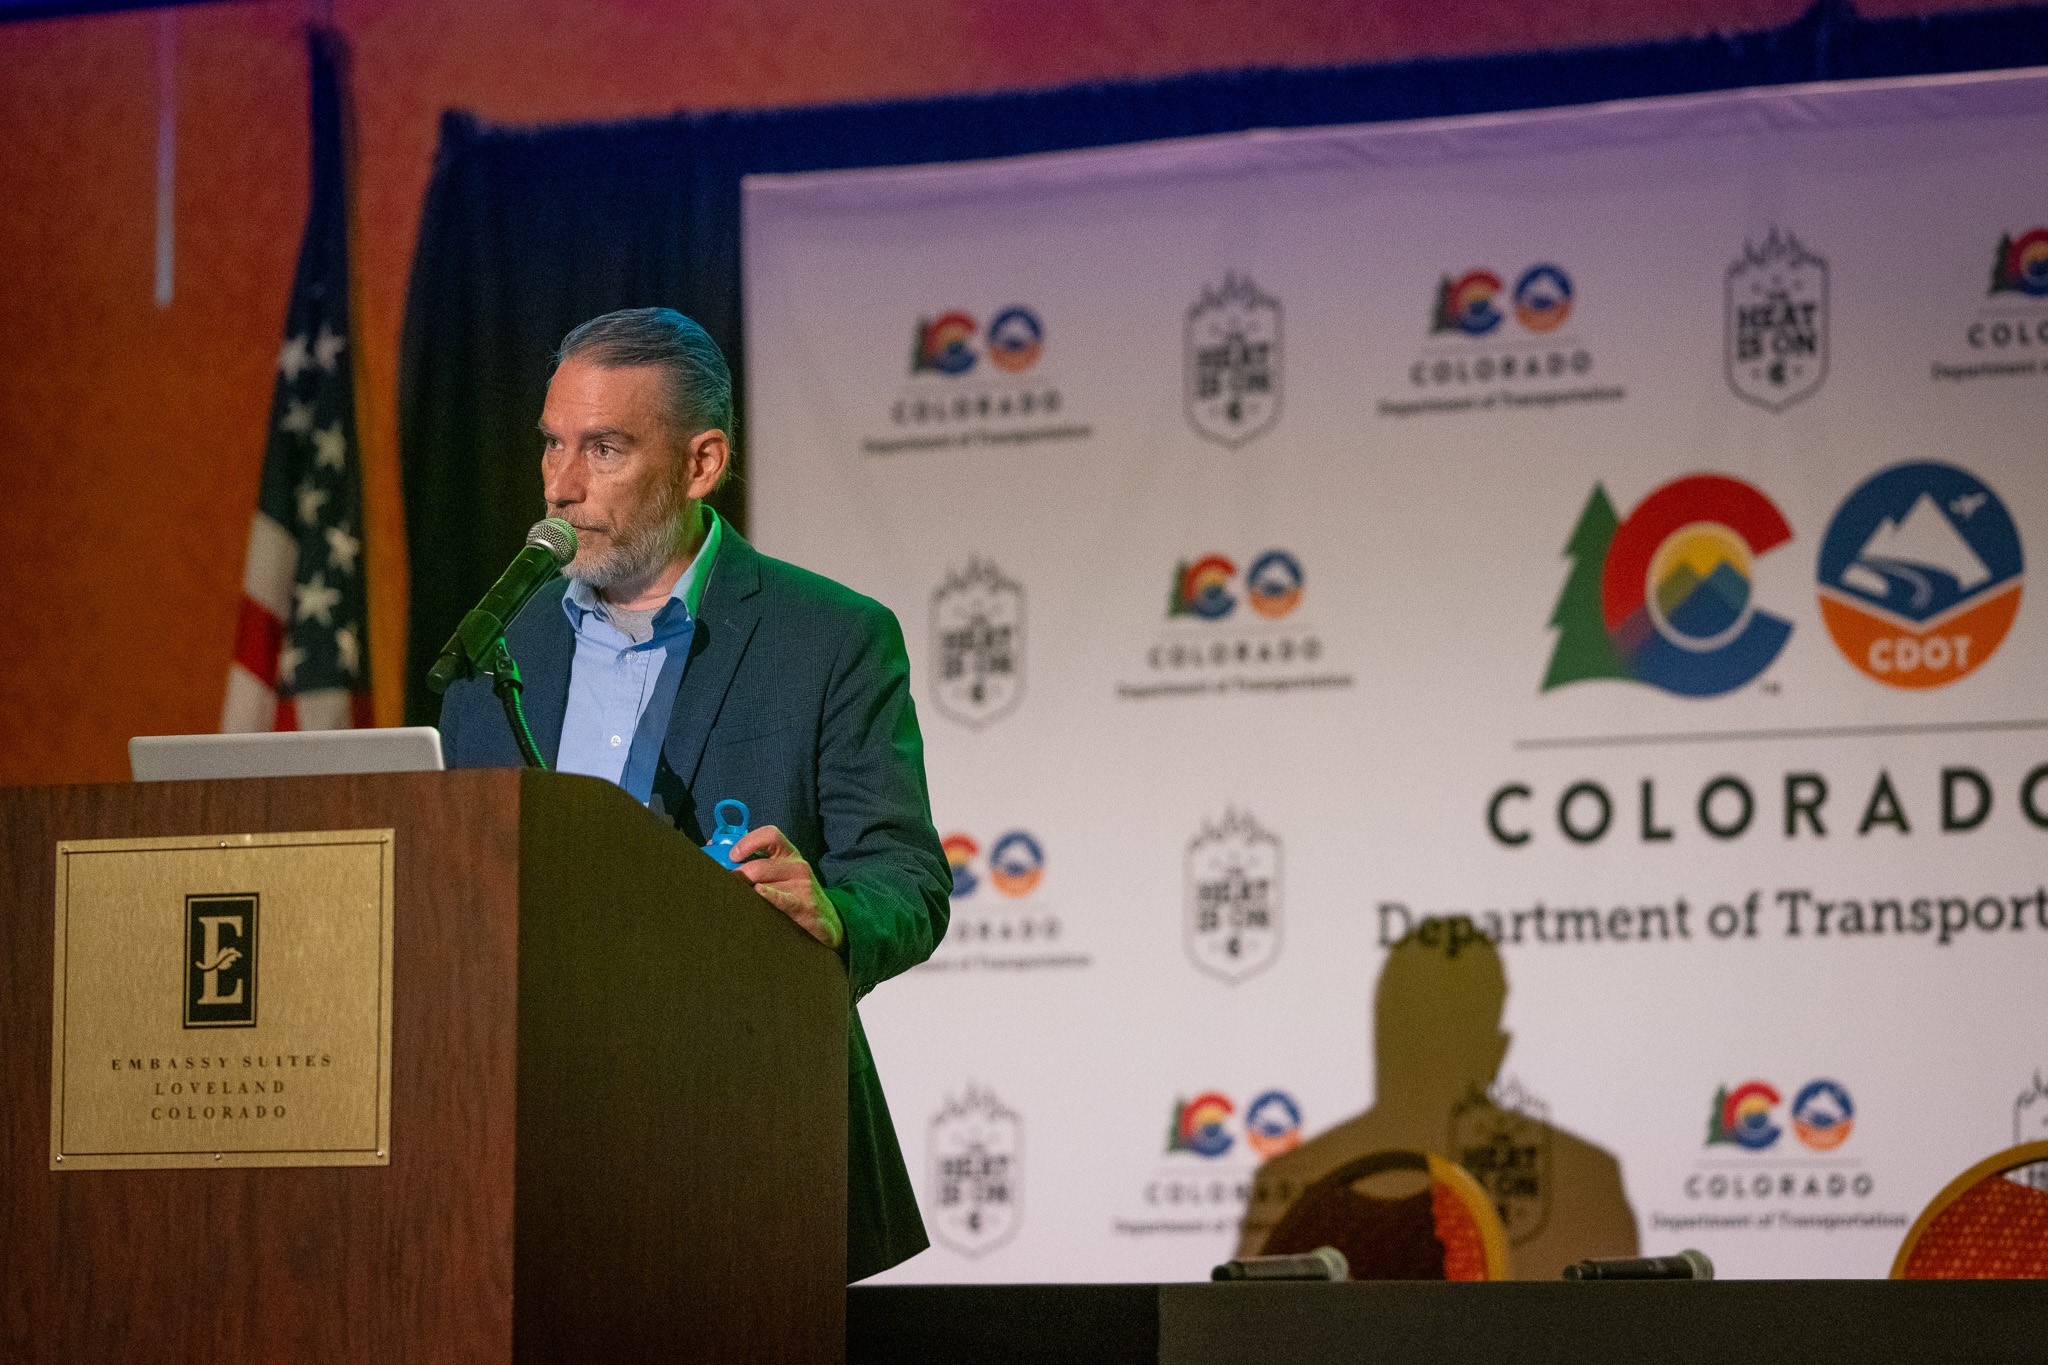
[1184,809,1283,983]
[1185,273,1281,448]
[1817,462,2023,689]
[932,558,1024,728]
[1452,1078,1552,1245]
[185,893,258,1028]
[929,1086,1023,1257]
[1727,228,1828,411]
[1544,474,1793,697]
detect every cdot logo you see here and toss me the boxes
[1243,1090,1304,1158]
[942,830,1044,899]
[1431,264,1575,337]
[911,306,1046,376]
[1817,461,2023,690]
[1791,1080,1855,1152]
[1168,550,1305,621]
[1166,1089,1303,1160]
[1706,1078,1855,1152]
[1544,474,1793,698]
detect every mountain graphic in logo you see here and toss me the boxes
[1839,494,1991,605]
[1818,462,2023,689]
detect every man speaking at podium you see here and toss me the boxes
[437,308,950,1282]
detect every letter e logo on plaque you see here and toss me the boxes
[185,894,259,1027]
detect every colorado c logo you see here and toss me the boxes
[1545,474,1793,698]
[1172,1092,1236,1158]
[1708,1080,1783,1151]
[1438,270,1506,336]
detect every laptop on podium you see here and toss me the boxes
[129,727,445,782]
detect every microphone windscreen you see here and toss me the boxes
[1308,1245,1350,1281]
[1677,1248,1714,1280]
[527,517,577,566]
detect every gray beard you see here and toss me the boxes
[568,487,689,596]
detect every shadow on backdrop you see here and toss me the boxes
[1237,916,1638,1279]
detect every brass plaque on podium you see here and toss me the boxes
[50,830,395,1171]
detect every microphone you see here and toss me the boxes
[1563,1249,1714,1281]
[1211,1246,1350,1282]
[426,518,577,694]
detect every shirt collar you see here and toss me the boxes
[561,506,723,629]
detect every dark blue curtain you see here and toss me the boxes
[399,0,2048,722]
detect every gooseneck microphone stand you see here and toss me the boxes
[477,635,548,771]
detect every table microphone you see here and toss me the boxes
[1211,1246,1350,1281]
[1563,1249,1714,1281]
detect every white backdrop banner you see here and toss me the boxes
[743,69,2048,1282]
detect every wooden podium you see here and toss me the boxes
[0,770,849,1364]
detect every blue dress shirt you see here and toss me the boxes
[555,511,722,803]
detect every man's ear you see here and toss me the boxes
[684,428,730,500]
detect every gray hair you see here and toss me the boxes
[557,308,736,458]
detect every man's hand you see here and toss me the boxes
[730,824,845,950]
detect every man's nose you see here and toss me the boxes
[543,455,584,509]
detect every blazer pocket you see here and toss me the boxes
[712,715,809,747]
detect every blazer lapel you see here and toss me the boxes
[661,528,764,789]
[510,579,574,768]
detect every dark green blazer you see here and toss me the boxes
[438,527,950,1281]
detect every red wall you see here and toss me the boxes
[0,0,1978,785]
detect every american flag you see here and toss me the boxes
[222,31,371,733]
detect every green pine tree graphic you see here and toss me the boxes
[1430,276,1455,333]
[1541,484,1633,691]
[1705,1085,1731,1145]
[1990,232,2016,295]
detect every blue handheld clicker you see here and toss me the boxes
[704,799,751,869]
